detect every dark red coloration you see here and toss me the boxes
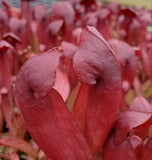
[140,137,152,160]
[72,26,122,154]
[114,96,152,144]
[141,42,152,79]
[0,0,151,159]
[102,136,136,160]
[71,0,97,11]
[3,32,21,45]
[119,8,136,18]
[102,96,152,160]
[0,40,13,52]
[133,47,142,58]
[80,0,97,8]
[130,135,143,158]
[15,48,94,160]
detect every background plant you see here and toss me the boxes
[0,0,151,159]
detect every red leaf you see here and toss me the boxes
[51,1,75,41]
[119,8,136,18]
[60,41,78,89]
[140,137,152,160]
[102,135,136,160]
[96,8,112,40]
[141,42,152,79]
[61,41,78,59]
[45,20,63,49]
[0,40,13,89]
[9,17,26,36]
[114,96,152,144]
[33,4,50,24]
[3,32,21,45]
[72,26,122,154]
[80,0,97,8]
[108,39,137,91]
[0,40,13,52]
[33,4,50,47]
[105,2,120,14]
[72,27,82,45]
[130,96,152,112]
[9,17,27,49]
[46,20,63,36]
[130,135,143,158]
[15,48,94,160]
[20,0,32,23]
[0,7,9,28]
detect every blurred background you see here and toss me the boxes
[103,0,152,10]
[0,0,59,8]
[1,0,152,9]
[0,0,151,160]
